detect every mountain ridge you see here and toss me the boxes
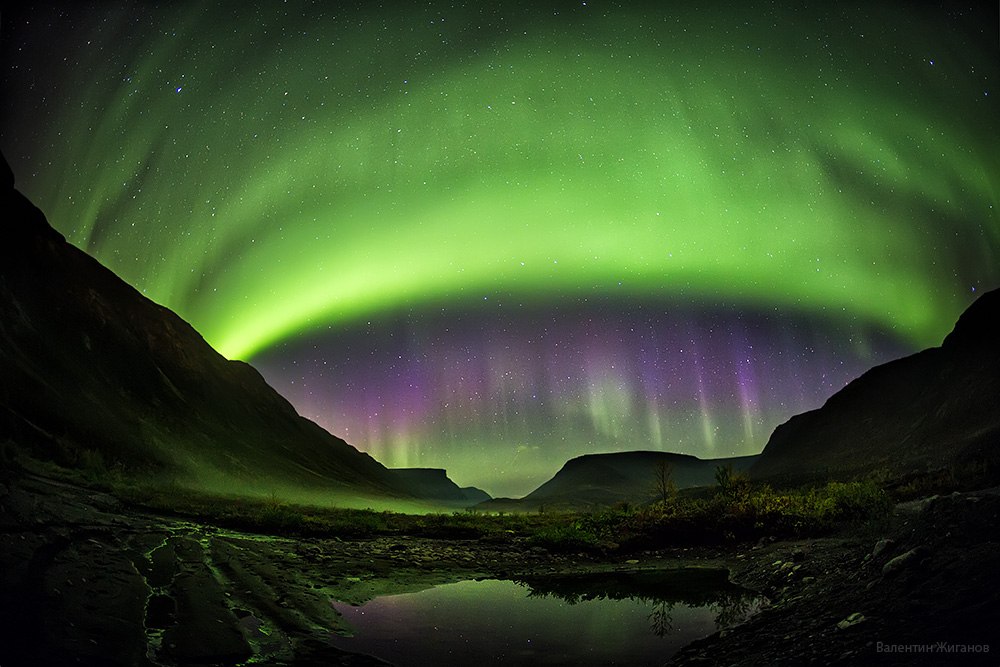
[0,153,411,501]
[386,468,491,505]
[750,287,1000,484]
[480,451,758,511]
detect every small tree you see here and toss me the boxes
[715,464,750,500]
[653,459,677,506]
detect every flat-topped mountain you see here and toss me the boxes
[480,451,758,511]
[387,468,491,506]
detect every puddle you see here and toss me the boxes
[329,567,763,666]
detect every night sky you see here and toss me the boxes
[2,2,997,496]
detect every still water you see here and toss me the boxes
[329,568,763,666]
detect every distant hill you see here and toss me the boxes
[750,288,1000,485]
[387,468,491,507]
[479,451,757,511]
[0,153,419,502]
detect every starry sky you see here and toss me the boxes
[2,1,998,497]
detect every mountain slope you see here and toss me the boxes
[481,451,758,511]
[386,468,491,506]
[0,153,408,498]
[750,288,1000,484]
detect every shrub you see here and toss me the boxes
[529,523,602,552]
[249,493,304,531]
[319,508,391,536]
[808,480,891,523]
[79,449,108,481]
[714,464,751,501]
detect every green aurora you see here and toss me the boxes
[5,2,997,359]
[2,1,998,495]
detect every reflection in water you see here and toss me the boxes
[649,601,674,637]
[328,568,762,666]
[515,567,760,638]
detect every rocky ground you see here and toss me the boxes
[2,471,997,666]
[0,472,720,666]
[668,489,1000,666]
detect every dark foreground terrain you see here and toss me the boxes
[671,489,1000,666]
[2,469,997,666]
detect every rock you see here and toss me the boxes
[896,496,940,514]
[837,612,865,630]
[882,546,930,577]
[161,538,252,665]
[871,538,895,559]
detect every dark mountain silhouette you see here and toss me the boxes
[387,468,491,506]
[0,153,441,501]
[480,451,757,511]
[750,288,1000,484]
[459,485,493,504]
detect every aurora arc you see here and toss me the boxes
[6,2,998,359]
[3,1,998,495]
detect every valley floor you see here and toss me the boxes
[1,472,997,666]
